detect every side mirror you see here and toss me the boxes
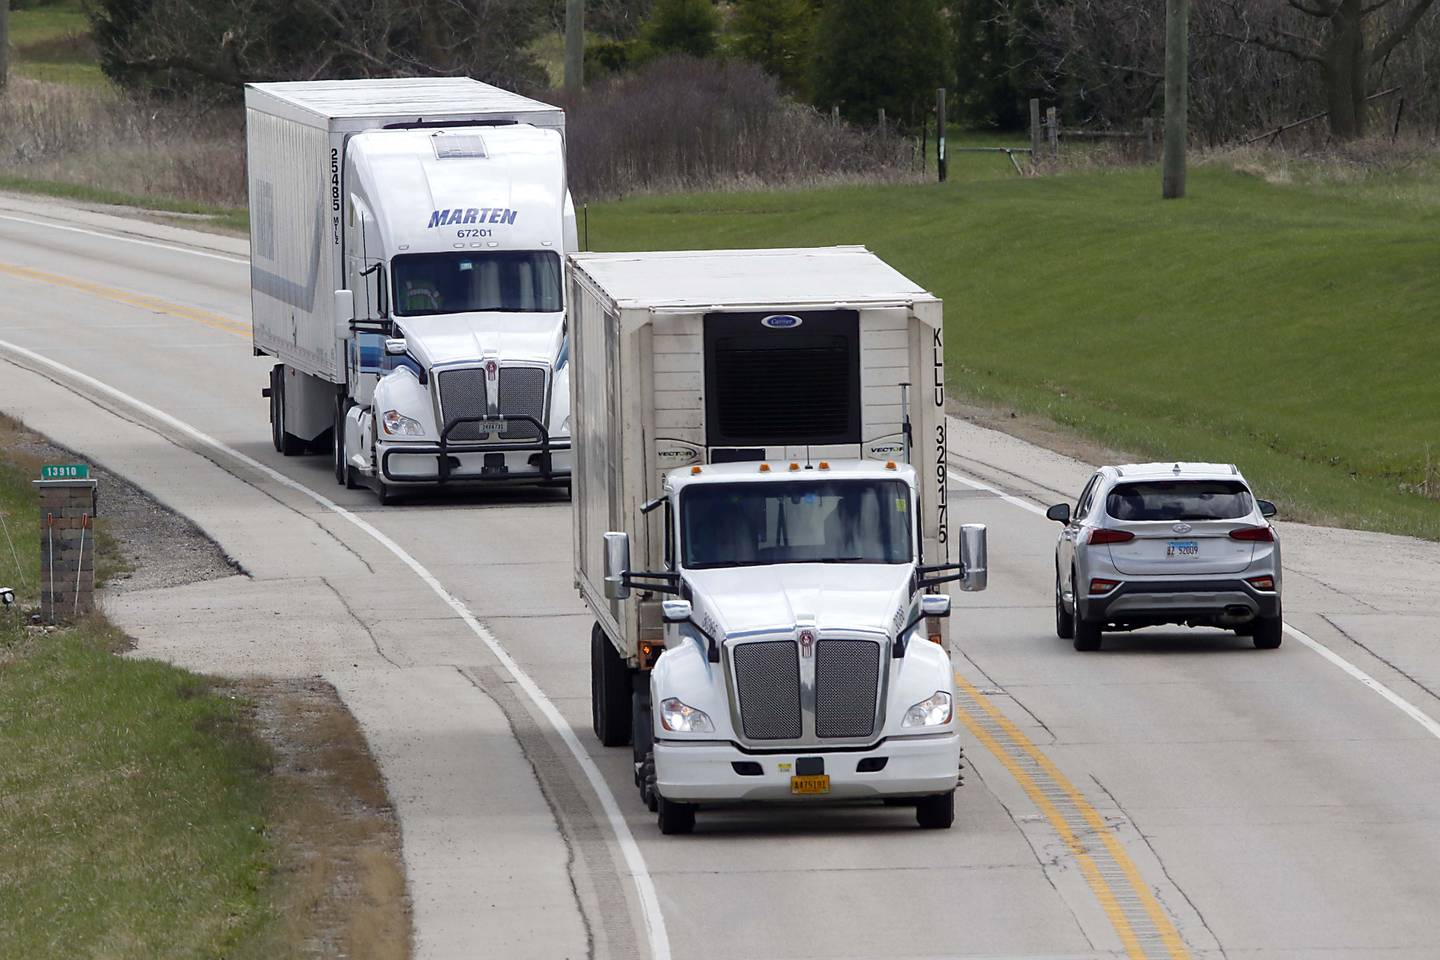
[920,594,950,618]
[384,338,408,357]
[603,531,631,601]
[1257,499,1277,519]
[333,290,355,333]
[661,599,692,623]
[1046,503,1071,524]
[959,523,988,593]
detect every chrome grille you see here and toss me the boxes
[437,368,489,441]
[732,641,801,740]
[814,640,880,739]
[498,366,546,440]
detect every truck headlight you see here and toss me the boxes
[902,691,953,728]
[381,409,425,437]
[659,697,714,733]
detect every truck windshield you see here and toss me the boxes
[391,251,562,316]
[681,479,912,569]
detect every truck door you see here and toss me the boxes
[345,197,386,408]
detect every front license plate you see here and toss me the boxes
[476,419,507,435]
[790,774,831,795]
[1167,540,1199,558]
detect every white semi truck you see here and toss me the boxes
[245,78,576,503]
[569,247,987,834]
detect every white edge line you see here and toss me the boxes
[0,339,672,960]
[0,213,249,265]
[946,467,1440,743]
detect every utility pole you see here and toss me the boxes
[1162,0,1189,199]
[564,0,584,95]
[1,0,10,95]
[936,88,947,183]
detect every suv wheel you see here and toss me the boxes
[1055,582,1075,640]
[1073,618,1102,652]
[1252,613,1283,649]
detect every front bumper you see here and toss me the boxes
[654,732,962,803]
[1080,578,1280,624]
[381,440,572,484]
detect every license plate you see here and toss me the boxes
[790,774,831,795]
[1167,540,1199,558]
[476,419,506,435]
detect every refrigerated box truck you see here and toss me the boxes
[569,247,987,833]
[245,78,577,503]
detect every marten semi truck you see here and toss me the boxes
[245,78,576,503]
[568,247,987,834]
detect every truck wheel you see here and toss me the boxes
[915,791,955,829]
[1252,612,1284,650]
[657,794,696,835]
[1055,580,1075,640]
[591,623,632,747]
[271,366,306,456]
[1073,609,1103,652]
[632,684,653,767]
[641,751,659,811]
[332,396,351,486]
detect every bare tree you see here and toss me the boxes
[1218,0,1438,137]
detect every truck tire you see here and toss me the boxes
[915,791,955,829]
[1073,617,1103,652]
[1055,580,1075,640]
[656,794,696,835]
[1252,612,1284,649]
[591,623,632,747]
[332,396,351,486]
[270,366,307,456]
[632,682,653,768]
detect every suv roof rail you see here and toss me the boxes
[1230,463,1239,475]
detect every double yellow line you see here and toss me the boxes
[954,672,1191,960]
[0,262,250,339]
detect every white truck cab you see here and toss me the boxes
[568,248,988,834]
[245,79,575,503]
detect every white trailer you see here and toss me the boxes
[245,78,576,503]
[568,247,987,833]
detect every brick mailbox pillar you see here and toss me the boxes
[34,475,98,623]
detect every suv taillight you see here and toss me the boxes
[1089,528,1135,545]
[1229,526,1275,542]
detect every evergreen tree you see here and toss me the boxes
[950,0,1043,130]
[810,0,951,127]
[644,0,720,58]
[731,0,817,96]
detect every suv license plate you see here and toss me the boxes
[790,774,830,795]
[1167,540,1199,558]
[477,419,507,435]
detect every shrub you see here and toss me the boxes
[559,56,920,199]
[811,0,951,128]
[642,0,720,58]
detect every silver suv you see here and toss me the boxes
[1046,463,1282,651]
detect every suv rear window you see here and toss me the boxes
[1106,481,1254,521]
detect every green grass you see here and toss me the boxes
[0,622,276,958]
[0,176,249,232]
[7,0,108,86]
[588,159,1440,540]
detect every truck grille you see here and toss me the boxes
[498,366,545,440]
[436,366,547,442]
[437,368,488,440]
[732,641,801,740]
[814,640,881,739]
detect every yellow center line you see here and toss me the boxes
[954,671,1192,960]
[0,261,250,339]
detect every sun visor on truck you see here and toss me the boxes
[702,310,861,448]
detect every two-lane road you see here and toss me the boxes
[4,194,1439,960]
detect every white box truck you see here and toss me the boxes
[569,247,987,834]
[245,78,577,503]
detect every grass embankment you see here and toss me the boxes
[7,0,106,86]
[589,160,1440,540]
[0,422,408,958]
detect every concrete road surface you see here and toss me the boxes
[3,193,1439,960]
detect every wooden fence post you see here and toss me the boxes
[1030,99,1042,160]
[831,105,840,126]
[1046,106,1059,161]
[878,107,886,136]
[936,88,948,183]
[1142,117,1156,162]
